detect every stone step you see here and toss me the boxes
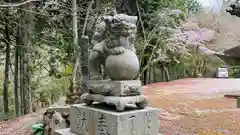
[55,128,164,135]
[45,105,71,135]
[54,128,77,135]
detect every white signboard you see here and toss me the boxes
[217,67,229,78]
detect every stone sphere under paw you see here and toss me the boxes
[105,49,139,80]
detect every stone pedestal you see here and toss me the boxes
[69,104,160,135]
[83,80,147,112]
[89,80,142,96]
[81,93,148,111]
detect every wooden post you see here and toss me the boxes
[237,97,240,108]
[80,36,89,93]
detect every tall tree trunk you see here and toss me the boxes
[18,4,31,115]
[19,33,24,115]
[3,8,10,115]
[143,57,147,85]
[16,10,25,115]
[23,2,33,114]
[163,64,170,82]
[14,27,20,117]
[72,0,81,93]
[23,41,29,114]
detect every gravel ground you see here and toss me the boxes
[143,78,240,135]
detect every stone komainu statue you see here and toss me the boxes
[89,13,138,80]
[82,13,147,112]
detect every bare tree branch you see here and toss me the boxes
[82,0,94,36]
[0,0,40,7]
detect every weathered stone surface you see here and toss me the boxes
[89,80,142,96]
[54,128,77,135]
[80,36,89,92]
[105,50,140,80]
[47,104,70,114]
[89,13,138,80]
[70,104,160,135]
[43,111,70,135]
[81,93,148,111]
[44,105,71,135]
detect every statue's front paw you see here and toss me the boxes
[111,47,125,55]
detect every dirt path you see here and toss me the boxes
[0,109,46,135]
[143,78,240,135]
[0,97,66,135]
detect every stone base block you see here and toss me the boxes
[89,80,142,96]
[70,104,160,135]
[47,104,70,114]
[81,93,148,111]
[54,128,77,135]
